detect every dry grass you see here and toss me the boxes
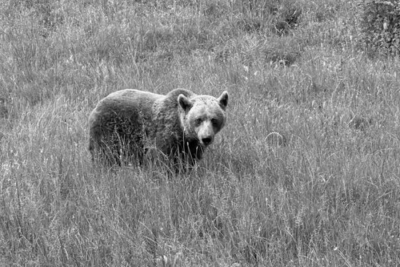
[1,0,400,266]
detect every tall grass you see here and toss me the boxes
[1,0,400,266]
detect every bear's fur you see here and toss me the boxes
[88,88,228,168]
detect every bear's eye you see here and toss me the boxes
[211,118,219,126]
[195,118,203,125]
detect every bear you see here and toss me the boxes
[88,88,228,169]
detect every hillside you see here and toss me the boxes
[1,0,400,266]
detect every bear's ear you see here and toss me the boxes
[178,94,193,112]
[218,91,228,110]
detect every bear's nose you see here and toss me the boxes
[202,137,213,146]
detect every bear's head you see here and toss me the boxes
[178,91,228,147]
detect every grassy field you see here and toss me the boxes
[1,0,400,266]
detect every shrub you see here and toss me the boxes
[272,3,302,36]
[234,0,302,36]
[359,0,400,57]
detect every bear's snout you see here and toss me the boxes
[196,120,215,146]
[201,136,213,146]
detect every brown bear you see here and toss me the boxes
[88,88,228,169]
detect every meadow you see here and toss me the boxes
[1,0,400,266]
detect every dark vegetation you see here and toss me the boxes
[359,0,400,57]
